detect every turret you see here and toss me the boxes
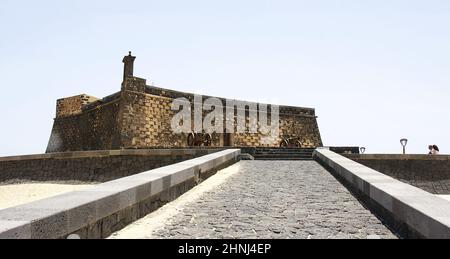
[122,51,136,81]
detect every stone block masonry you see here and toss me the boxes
[47,94,122,153]
[0,149,223,183]
[46,54,323,153]
[56,94,99,118]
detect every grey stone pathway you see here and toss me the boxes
[116,161,397,239]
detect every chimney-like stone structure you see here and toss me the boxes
[122,51,136,81]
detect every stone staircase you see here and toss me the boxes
[240,147,315,161]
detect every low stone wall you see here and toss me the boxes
[344,154,450,195]
[329,147,360,154]
[314,149,450,239]
[0,149,223,183]
[0,149,241,239]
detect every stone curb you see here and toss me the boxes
[313,148,450,239]
[0,149,240,239]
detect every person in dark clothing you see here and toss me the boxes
[428,145,433,155]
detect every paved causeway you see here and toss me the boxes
[111,161,397,239]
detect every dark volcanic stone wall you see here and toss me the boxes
[46,99,121,153]
[0,149,218,183]
[345,154,450,195]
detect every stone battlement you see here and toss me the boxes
[145,85,317,117]
[56,94,99,118]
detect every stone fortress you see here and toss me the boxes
[46,52,323,153]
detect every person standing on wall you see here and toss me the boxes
[432,145,440,155]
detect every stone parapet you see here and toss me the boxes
[56,94,99,118]
[0,149,224,183]
[344,154,450,194]
[0,149,240,239]
[314,149,450,239]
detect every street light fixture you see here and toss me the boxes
[360,147,366,154]
[400,138,408,154]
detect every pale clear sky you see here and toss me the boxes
[0,0,449,156]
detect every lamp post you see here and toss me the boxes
[400,138,408,154]
[360,147,366,154]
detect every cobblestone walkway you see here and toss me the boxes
[111,161,397,239]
